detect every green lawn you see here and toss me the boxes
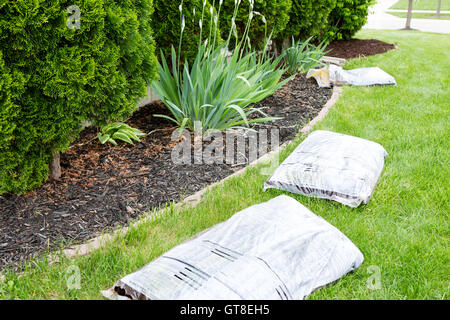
[390,0,450,11]
[0,30,449,300]
[389,12,450,19]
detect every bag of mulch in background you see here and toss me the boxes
[307,64,396,87]
[103,195,363,300]
[264,130,387,207]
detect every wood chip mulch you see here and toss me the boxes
[0,39,396,271]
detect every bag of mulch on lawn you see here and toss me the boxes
[307,64,396,87]
[264,130,387,207]
[102,195,363,300]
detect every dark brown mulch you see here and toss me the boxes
[325,39,396,59]
[0,74,332,271]
[0,37,395,270]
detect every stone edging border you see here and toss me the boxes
[58,85,343,260]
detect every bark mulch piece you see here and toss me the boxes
[0,74,332,271]
[325,39,396,59]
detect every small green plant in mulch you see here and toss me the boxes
[97,123,147,146]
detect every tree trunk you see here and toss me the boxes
[50,152,61,180]
[436,0,442,17]
[405,0,414,30]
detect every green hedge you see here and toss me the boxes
[152,0,221,64]
[278,0,337,41]
[215,0,292,49]
[324,0,374,40]
[0,0,158,194]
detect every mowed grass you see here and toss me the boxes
[0,30,449,299]
[390,0,450,11]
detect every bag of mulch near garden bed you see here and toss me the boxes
[307,64,396,87]
[102,195,363,300]
[264,130,387,207]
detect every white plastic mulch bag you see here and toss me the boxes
[104,195,363,300]
[307,64,396,87]
[264,130,387,207]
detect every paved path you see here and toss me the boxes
[363,0,450,33]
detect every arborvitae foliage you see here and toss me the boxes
[215,0,292,49]
[0,0,158,194]
[324,0,374,40]
[278,0,337,41]
[152,0,222,65]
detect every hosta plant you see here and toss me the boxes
[97,122,147,146]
